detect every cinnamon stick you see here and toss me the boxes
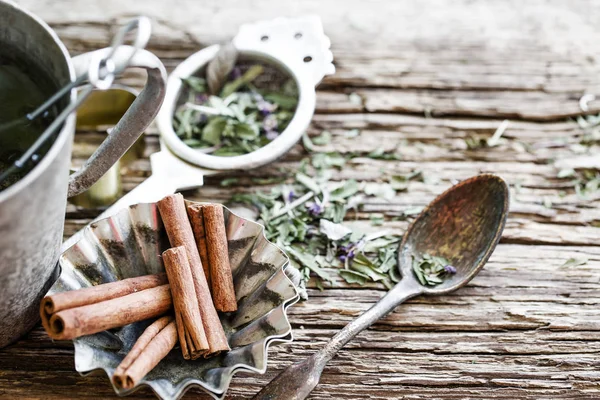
[112,316,177,390]
[40,273,168,333]
[162,246,209,359]
[157,194,229,355]
[186,204,211,288]
[201,204,237,312]
[45,284,172,340]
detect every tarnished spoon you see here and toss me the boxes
[253,173,509,400]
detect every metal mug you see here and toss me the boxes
[0,0,167,347]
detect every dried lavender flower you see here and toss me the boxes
[444,265,457,274]
[306,202,323,216]
[287,190,295,202]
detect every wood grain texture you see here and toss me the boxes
[4,0,600,398]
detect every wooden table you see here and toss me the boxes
[3,0,600,398]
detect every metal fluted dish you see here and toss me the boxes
[50,201,300,399]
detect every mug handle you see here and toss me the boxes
[66,45,167,197]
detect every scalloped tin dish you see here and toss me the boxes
[49,201,299,399]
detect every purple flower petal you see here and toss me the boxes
[262,114,278,132]
[287,191,295,202]
[195,94,208,104]
[444,265,457,274]
[266,130,279,141]
[230,67,242,80]
[306,202,323,216]
[257,99,277,116]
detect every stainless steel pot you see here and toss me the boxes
[0,0,167,347]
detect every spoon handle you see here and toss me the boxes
[322,278,422,358]
[252,278,422,400]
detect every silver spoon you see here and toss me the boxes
[252,173,510,400]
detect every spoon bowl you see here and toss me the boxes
[399,173,509,294]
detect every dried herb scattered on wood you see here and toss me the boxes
[228,168,406,296]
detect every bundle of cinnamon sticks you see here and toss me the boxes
[40,195,238,389]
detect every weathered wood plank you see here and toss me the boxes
[6,0,600,398]
[66,126,600,246]
[4,246,600,400]
[358,89,600,121]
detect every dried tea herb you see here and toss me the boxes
[173,55,298,157]
[367,147,402,160]
[228,168,403,297]
[464,119,509,150]
[412,253,456,286]
[560,257,588,268]
[556,168,600,198]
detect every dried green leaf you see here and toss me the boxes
[220,177,239,187]
[557,168,576,179]
[412,253,454,286]
[286,245,332,282]
[296,173,321,193]
[202,117,227,145]
[370,214,384,226]
[312,152,346,169]
[330,180,359,201]
[263,92,298,110]
[251,177,287,185]
[389,170,423,191]
[367,147,402,160]
[302,133,315,152]
[234,122,259,140]
[182,76,207,93]
[362,183,396,200]
[348,92,362,106]
[312,131,332,145]
[221,65,264,98]
[561,257,588,268]
[339,269,369,285]
[182,138,204,147]
[320,219,352,241]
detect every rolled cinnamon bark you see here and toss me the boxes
[112,316,177,390]
[46,284,172,340]
[157,194,229,355]
[162,247,209,359]
[40,273,168,333]
[201,204,237,312]
[186,204,211,287]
